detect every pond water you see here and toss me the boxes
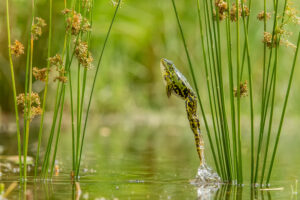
[0,115,299,199]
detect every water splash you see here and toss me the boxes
[191,164,221,185]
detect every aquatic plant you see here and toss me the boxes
[5,0,121,182]
[170,0,300,185]
[39,0,122,180]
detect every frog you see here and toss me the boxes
[160,58,205,166]
[160,58,221,184]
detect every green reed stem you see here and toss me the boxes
[69,64,76,172]
[215,5,233,181]
[170,0,220,173]
[65,0,76,173]
[6,0,22,179]
[253,0,267,185]
[41,82,62,177]
[48,33,73,177]
[23,0,36,181]
[266,32,300,184]
[260,0,288,185]
[66,37,76,172]
[42,43,76,177]
[24,38,33,181]
[77,1,93,172]
[76,1,92,170]
[240,0,254,186]
[240,0,252,78]
[35,0,53,178]
[50,86,66,177]
[204,0,227,178]
[206,2,227,161]
[235,0,243,184]
[224,0,238,182]
[23,40,30,167]
[204,0,230,179]
[260,47,278,185]
[75,0,121,178]
[196,0,225,179]
[76,63,81,166]
[254,0,280,184]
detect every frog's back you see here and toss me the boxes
[172,65,196,98]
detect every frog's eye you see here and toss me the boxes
[165,60,173,67]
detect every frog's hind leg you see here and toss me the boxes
[187,114,205,166]
[185,97,205,166]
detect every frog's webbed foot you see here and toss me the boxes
[191,164,221,185]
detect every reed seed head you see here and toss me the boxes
[49,54,63,67]
[263,32,277,48]
[10,40,24,57]
[67,11,82,35]
[75,40,93,69]
[66,11,91,35]
[230,1,249,22]
[234,81,248,98]
[33,67,50,82]
[54,67,68,83]
[62,8,71,15]
[285,2,300,25]
[31,17,47,40]
[257,11,271,21]
[214,0,228,21]
[17,92,42,120]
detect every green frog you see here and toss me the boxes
[160,58,205,166]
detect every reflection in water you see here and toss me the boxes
[196,183,220,200]
[0,126,297,199]
[195,184,274,200]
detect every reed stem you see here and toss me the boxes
[35,0,53,178]
[75,0,121,178]
[6,0,23,179]
[266,32,300,184]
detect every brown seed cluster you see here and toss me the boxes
[49,54,63,67]
[257,11,271,21]
[33,67,49,82]
[62,8,71,15]
[230,1,250,22]
[17,92,42,120]
[285,3,300,25]
[75,40,93,68]
[49,54,67,83]
[263,3,300,50]
[54,67,68,83]
[31,17,47,40]
[10,40,24,57]
[66,11,91,35]
[263,32,277,48]
[234,80,248,98]
[214,0,228,21]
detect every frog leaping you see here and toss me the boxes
[160,58,205,166]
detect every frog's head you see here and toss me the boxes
[160,58,175,85]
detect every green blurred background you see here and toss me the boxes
[0,0,300,186]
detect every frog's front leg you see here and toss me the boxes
[166,84,173,98]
